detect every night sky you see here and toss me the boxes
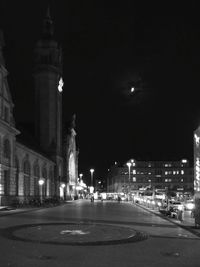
[0,1,200,183]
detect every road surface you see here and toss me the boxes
[0,199,199,267]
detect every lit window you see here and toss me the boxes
[133,170,136,174]
[181,178,183,182]
[173,171,176,175]
[165,171,168,175]
[165,179,168,182]
[181,170,184,175]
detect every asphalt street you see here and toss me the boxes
[0,199,200,267]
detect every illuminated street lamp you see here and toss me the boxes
[79,173,83,181]
[127,162,132,198]
[59,183,66,200]
[38,178,45,203]
[131,87,135,93]
[90,169,94,187]
[61,183,66,189]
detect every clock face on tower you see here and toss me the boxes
[58,77,64,92]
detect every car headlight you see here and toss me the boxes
[186,203,195,210]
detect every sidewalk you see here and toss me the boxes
[0,201,73,217]
[0,205,45,216]
[134,202,200,238]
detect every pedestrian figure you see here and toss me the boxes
[178,209,183,222]
[91,195,94,202]
[118,196,121,203]
[191,209,194,218]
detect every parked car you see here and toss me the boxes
[169,201,184,211]
[169,207,179,218]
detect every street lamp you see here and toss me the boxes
[90,169,94,187]
[79,173,83,181]
[127,162,131,199]
[131,87,135,93]
[61,183,66,189]
[60,183,66,199]
[38,178,45,203]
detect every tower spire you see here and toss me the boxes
[0,30,5,66]
[43,5,54,37]
[46,4,51,19]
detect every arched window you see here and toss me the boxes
[33,162,40,197]
[23,159,30,198]
[33,163,40,177]
[15,157,19,196]
[3,139,10,159]
[24,160,30,174]
[69,152,75,183]
[42,165,47,197]
[42,166,47,179]
[4,170,10,196]
[49,166,54,196]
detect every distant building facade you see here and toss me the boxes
[107,159,194,195]
[0,9,78,206]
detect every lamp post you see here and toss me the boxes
[79,173,83,181]
[90,168,94,188]
[127,162,131,200]
[38,178,45,204]
[60,183,66,200]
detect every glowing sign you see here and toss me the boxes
[194,134,200,147]
[195,157,200,192]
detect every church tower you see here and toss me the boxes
[33,8,64,189]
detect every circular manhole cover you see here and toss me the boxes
[2,222,148,246]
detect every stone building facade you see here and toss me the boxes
[65,115,79,199]
[0,9,78,206]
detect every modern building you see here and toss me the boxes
[194,126,200,225]
[107,159,194,197]
[194,126,200,193]
[0,9,78,206]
